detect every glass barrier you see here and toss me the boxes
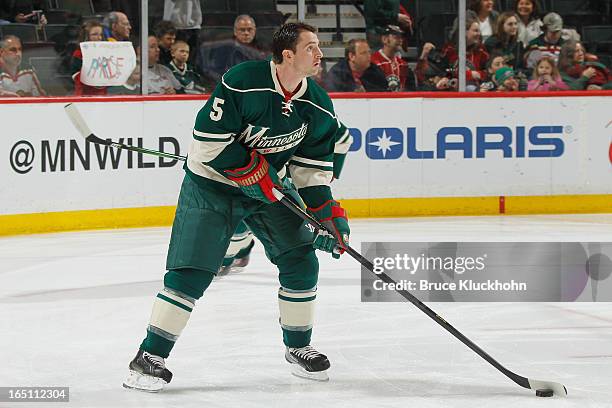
[0,0,610,97]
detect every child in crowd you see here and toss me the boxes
[166,40,205,94]
[527,56,568,91]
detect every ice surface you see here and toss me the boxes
[1,214,611,408]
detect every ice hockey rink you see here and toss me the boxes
[1,214,611,408]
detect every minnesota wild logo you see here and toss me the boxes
[238,123,308,154]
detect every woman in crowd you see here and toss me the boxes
[71,20,107,96]
[558,41,612,90]
[418,14,489,91]
[514,0,543,47]
[527,55,568,91]
[468,0,498,41]
[484,11,524,72]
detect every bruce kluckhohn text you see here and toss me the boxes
[372,279,528,292]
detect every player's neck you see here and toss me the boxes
[275,62,303,93]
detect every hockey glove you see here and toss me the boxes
[224,150,281,204]
[308,200,350,259]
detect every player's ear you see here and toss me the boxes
[282,49,293,62]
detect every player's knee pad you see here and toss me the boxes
[276,245,319,291]
[148,287,196,342]
[278,286,316,333]
[164,268,215,300]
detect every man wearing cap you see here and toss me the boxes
[494,66,520,91]
[370,25,416,91]
[524,12,564,69]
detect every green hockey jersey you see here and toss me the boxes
[186,60,351,207]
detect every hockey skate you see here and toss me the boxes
[123,349,172,392]
[217,254,250,276]
[285,345,330,382]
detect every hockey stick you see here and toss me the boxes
[64,104,185,162]
[270,189,567,398]
[65,103,567,398]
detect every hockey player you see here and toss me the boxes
[123,23,352,392]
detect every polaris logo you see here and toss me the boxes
[349,126,566,159]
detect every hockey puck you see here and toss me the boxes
[536,389,554,397]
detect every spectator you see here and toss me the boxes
[468,0,498,41]
[417,14,489,91]
[494,66,520,91]
[0,0,47,25]
[0,35,46,96]
[479,53,509,91]
[233,14,267,53]
[363,0,413,50]
[514,0,543,47]
[71,20,108,96]
[527,55,568,91]
[558,41,612,90]
[324,38,387,92]
[484,11,524,72]
[104,11,132,41]
[145,35,182,94]
[370,25,416,91]
[524,12,564,69]
[154,20,177,66]
[166,40,205,94]
[163,0,202,64]
[196,15,266,83]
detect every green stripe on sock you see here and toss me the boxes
[157,293,193,312]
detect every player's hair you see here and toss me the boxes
[272,22,317,63]
[345,38,367,59]
[79,20,103,42]
[154,20,177,38]
[171,40,189,52]
[0,35,20,49]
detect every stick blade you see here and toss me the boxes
[64,103,93,139]
[528,378,567,397]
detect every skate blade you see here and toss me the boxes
[122,370,167,392]
[290,365,329,382]
[217,266,246,277]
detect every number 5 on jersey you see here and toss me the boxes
[210,97,225,121]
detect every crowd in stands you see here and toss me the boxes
[0,0,610,97]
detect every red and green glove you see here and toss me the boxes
[308,200,350,258]
[224,150,281,204]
